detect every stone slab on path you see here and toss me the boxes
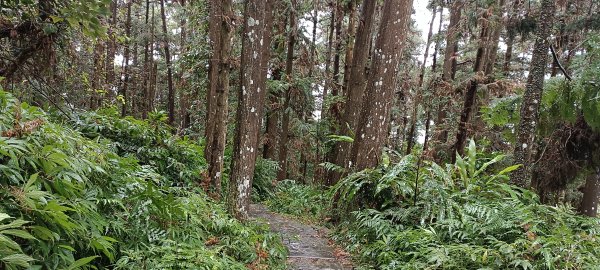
[249,204,352,270]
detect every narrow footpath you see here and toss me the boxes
[249,204,352,270]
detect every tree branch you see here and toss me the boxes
[549,44,573,81]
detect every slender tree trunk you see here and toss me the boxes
[435,0,463,143]
[431,7,443,74]
[205,2,220,160]
[329,0,376,184]
[160,0,175,126]
[105,0,117,103]
[511,0,555,188]
[418,6,438,87]
[503,0,522,77]
[579,168,600,217]
[121,2,132,117]
[148,5,156,112]
[263,68,282,160]
[262,8,286,161]
[484,1,505,75]
[229,0,274,220]
[351,0,413,170]
[90,41,104,110]
[179,0,189,131]
[342,0,357,94]
[452,10,491,160]
[309,0,319,78]
[406,4,438,155]
[329,2,343,124]
[321,1,336,117]
[277,0,298,181]
[206,0,233,199]
[142,0,151,119]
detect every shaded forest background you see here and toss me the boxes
[1,0,600,268]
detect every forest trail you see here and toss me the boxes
[249,204,352,270]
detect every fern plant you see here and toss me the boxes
[331,140,600,269]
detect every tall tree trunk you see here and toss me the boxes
[90,41,104,110]
[418,6,438,87]
[511,0,556,188]
[431,6,444,74]
[503,0,522,77]
[321,1,336,117]
[105,0,117,103]
[148,5,157,113]
[452,9,491,160]
[435,0,464,143]
[277,0,297,181]
[350,0,413,170]
[160,0,175,126]
[263,68,282,160]
[142,0,151,119]
[206,0,233,199]
[309,0,319,78]
[329,0,377,184]
[481,1,503,76]
[579,168,600,217]
[205,2,220,160]
[406,4,439,155]
[329,1,343,125]
[121,2,132,117]
[229,0,274,220]
[179,0,190,131]
[342,0,357,94]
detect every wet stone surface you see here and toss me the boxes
[249,204,352,270]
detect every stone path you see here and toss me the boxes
[249,204,352,270]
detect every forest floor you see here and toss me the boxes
[249,204,352,270]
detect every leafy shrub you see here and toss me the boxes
[252,158,279,201]
[265,180,329,223]
[0,91,286,269]
[70,107,206,186]
[331,141,600,269]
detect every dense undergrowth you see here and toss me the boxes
[263,141,600,269]
[0,91,286,269]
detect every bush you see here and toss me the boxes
[265,180,329,223]
[0,91,286,269]
[331,141,600,269]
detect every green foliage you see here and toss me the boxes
[265,180,329,223]
[71,108,206,186]
[0,91,286,269]
[0,213,36,269]
[1,0,110,37]
[330,141,600,269]
[252,158,280,201]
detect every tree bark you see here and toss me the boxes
[406,4,439,155]
[452,9,491,160]
[503,0,522,77]
[350,0,413,170]
[329,0,377,184]
[160,0,175,126]
[141,0,151,119]
[121,2,132,117]
[435,0,464,143]
[511,0,555,188]
[277,0,298,181]
[418,6,438,87]
[579,169,600,217]
[229,0,274,220]
[342,0,357,94]
[206,0,234,199]
[105,0,117,103]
